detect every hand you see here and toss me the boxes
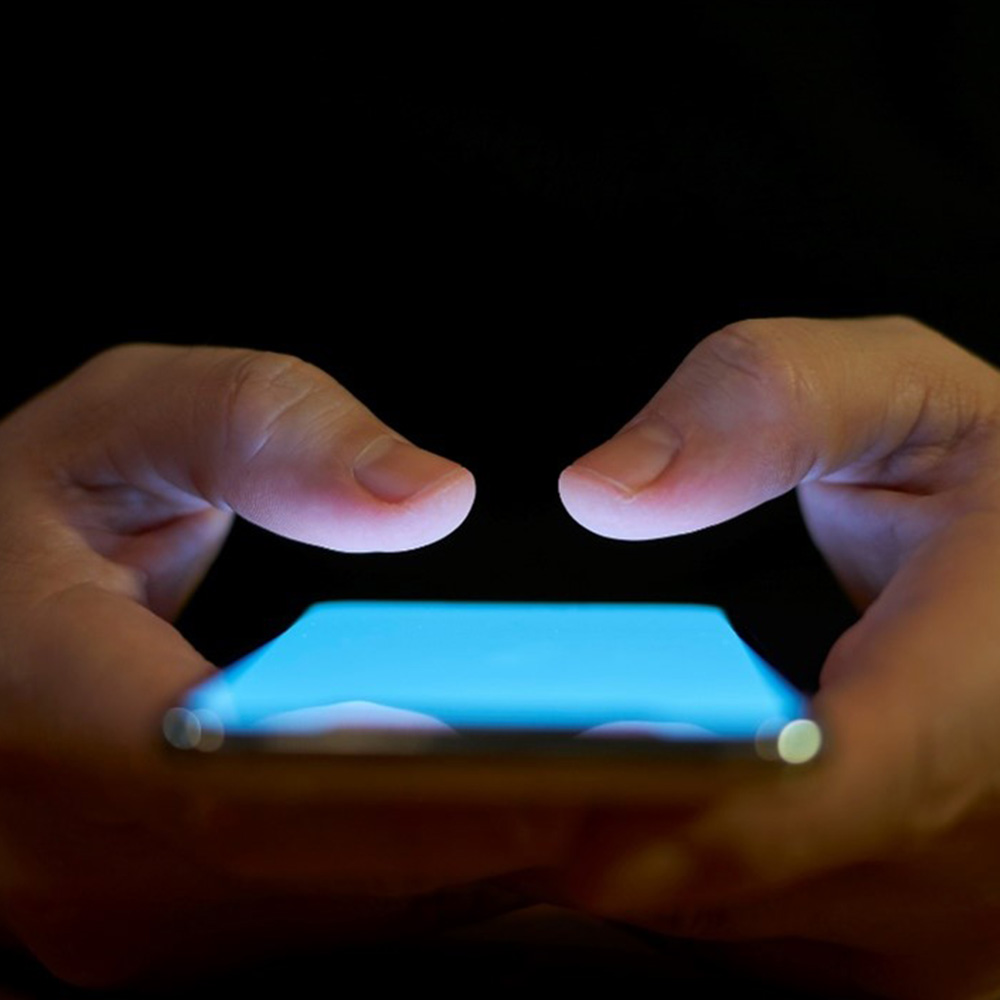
[556,316,1000,999]
[0,345,560,987]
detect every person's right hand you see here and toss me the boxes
[0,345,563,987]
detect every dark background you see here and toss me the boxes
[8,3,999,690]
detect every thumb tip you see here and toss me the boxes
[257,465,477,554]
[359,465,478,553]
[557,466,663,541]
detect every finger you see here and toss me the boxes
[620,865,1000,1000]
[562,511,1000,915]
[558,316,997,540]
[128,506,234,620]
[2,582,579,908]
[3,581,214,749]
[10,344,475,554]
[631,861,1000,961]
[9,816,526,991]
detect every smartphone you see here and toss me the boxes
[162,602,823,803]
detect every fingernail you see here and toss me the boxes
[571,416,681,496]
[353,436,464,503]
[594,842,691,915]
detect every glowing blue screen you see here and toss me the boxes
[185,602,807,740]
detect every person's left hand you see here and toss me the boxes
[553,317,1000,999]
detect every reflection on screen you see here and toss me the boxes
[183,602,808,741]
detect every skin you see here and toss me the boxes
[0,317,997,996]
[556,316,1000,998]
[0,346,565,986]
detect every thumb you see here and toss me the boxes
[558,315,964,540]
[19,344,475,554]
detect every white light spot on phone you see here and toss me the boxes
[776,719,822,764]
[162,707,224,752]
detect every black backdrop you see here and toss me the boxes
[9,4,998,689]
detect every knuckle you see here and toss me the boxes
[700,320,811,410]
[219,351,344,463]
[223,350,317,410]
[686,319,822,481]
